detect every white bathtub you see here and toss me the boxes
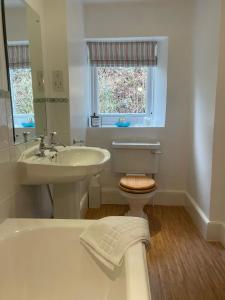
[0,219,151,300]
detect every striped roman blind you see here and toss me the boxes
[7,45,31,69]
[87,41,158,67]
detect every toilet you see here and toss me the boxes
[112,140,161,219]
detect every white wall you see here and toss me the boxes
[66,0,88,143]
[26,0,71,145]
[188,0,221,218]
[84,0,193,202]
[5,7,28,41]
[42,0,71,144]
[25,0,44,15]
[27,0,88,145]
[41,0,69,99]
[210,0,225,223]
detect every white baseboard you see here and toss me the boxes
[185,192,225,246]
[101,187,186,206]
[207,221,225,248]
[80,193,88,219]
[184,192,209,239]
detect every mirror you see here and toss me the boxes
[2,0,47,143]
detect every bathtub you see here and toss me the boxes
[0,219,151,300]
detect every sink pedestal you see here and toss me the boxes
[53,182,82,219]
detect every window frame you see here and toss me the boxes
[90,65,155,126]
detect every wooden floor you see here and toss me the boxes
[86,205,225,300]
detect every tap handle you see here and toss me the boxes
[50,131,57,137]
[23,131,31,143]
[49,132,57,145]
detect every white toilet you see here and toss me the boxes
[112,140,161,219]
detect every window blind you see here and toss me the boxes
[7,45,31,69]
[87,41,158,67]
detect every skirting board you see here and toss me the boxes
[184,192,209,239]
[185,192,225,247]
[207,221,225,248]
[101,188,187,206]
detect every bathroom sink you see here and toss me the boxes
[18,145,110,185]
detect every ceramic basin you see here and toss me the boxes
[18,145,110,185]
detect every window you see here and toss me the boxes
[10,68,34,114]
[9,67,34,128]
[88,40,163,127]
[92,66,154,125]
[8,44,35,128]
[97,66,150,114]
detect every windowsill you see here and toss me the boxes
[14,126,36,129]
[88,123,165,129]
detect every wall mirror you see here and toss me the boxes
[2,0,47,143]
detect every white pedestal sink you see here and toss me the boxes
[17,145,110,218]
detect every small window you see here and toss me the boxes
[9,67,35,128]
[91,66,154,125]
[88,40,164,127]
[8,44,35,128]
[9,68,34,114]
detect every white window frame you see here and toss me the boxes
[91,66,155,126]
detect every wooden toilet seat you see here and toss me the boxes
[119,175,157,194]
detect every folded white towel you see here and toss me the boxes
[80,216,150,270]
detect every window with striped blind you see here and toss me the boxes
[87,41,160,127]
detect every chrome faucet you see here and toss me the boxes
[37,135,46,157]
[36,132,65,157]
[36,135,57,157]
[49,131,66,148]
[48,132,59,153]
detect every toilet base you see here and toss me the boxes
[120,190,156,220]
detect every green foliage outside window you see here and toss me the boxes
[97,67,148,114]
[10,68,34,114]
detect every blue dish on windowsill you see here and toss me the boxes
[115,121,131,127]
[21,122,35,128]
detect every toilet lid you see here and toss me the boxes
[120,175,156,190]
